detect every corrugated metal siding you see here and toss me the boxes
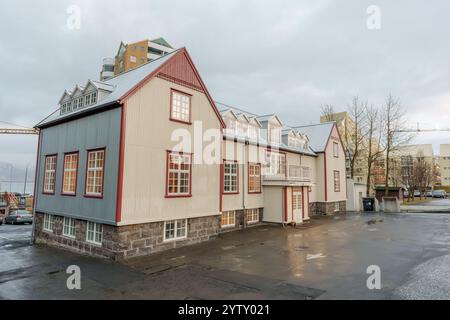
[157,51,204,92]
[35,108,121,225]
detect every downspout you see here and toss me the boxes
[242,141,248,228]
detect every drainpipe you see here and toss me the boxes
[242,141,248,228]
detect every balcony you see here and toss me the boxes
[263,165,311,186]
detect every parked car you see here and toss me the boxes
[432,190,447,198]
[426,191,433,198]
[414,190,421,197]
[4,210,33,225]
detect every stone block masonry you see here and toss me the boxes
[33,212,221,260]
[311,201,346,216]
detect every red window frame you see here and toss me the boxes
[61,151,79,196]
[248,162,262,194]
[84,148,106,199]
[43,154,57,195]
[222,159,239,195]
[165,150,193,198]
[169,88,192,125]
[333,170,340,192]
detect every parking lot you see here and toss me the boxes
[1,211,450,299]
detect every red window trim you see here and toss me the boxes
[42,154,57,195]
[61,151,79,197]
[83,147,106,199]
[165,150,193,198]
[333,170,341,192]
[222,159,239,195]
[247,162,262,194]
[169,88,192,125]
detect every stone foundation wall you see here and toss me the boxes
[33,212,220,260]
[219,208,263,233]
[311,201,346,216]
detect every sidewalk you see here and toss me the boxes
[401,205,450,213]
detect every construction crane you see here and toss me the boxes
[0,121,38,135]
[395,122,450,133]
[0,128,38,135]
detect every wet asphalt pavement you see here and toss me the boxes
[1,212,450,300]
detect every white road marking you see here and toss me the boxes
[306,253,326,260]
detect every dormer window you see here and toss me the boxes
[84,91,98,107]
[269,126,281,145]
[248,125,259,140]
[236,121,248,137]
[224,118,236,135]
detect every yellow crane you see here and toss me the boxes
[0,128,38,135]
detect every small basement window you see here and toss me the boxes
[86,221,103,245]
[164,219,187,241]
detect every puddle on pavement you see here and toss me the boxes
[367,219,383,225]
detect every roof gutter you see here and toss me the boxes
[35,100,122,130]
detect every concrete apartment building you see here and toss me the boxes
[100,38,174,81]
[33,47,346,259]
[439,144,450,186]
[374,144,440,188]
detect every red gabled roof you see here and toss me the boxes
[119,47,226,128]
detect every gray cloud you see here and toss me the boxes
[1,0,450,170]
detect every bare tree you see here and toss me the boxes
[346,97,367,179]
[363,104,385,196]
[401,153,434,201]
[320,104,335,122]
[381,95,414,195]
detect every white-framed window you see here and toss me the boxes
[224,118,236,135]
[130,55,137,63]
[73,97,83,110]
[264,151,286,176]
[84,92,97,106]
[248,163,261,193]
[43,155,57,194]
[62,152,78,195]
[221,211,236,228]
[166,152,192,196]
[246,208,259,224]
[86,221,103,245]
[223,161,238,193]
[248,125,259,140]
[334,202,340,212]
[269,126,281,145]
[85,94,91,106]
[164,219,187,241]
[63,217,76,238]
[333,142,339,157]
[91,91,97,104]
[170,90,191,123]
[334,170,340,192]
[85,149,105,197]
[236,121,248,137]
[43,214,55,232]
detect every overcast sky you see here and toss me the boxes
[1,0,450,171]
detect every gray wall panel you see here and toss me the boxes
[35,108,121,225]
